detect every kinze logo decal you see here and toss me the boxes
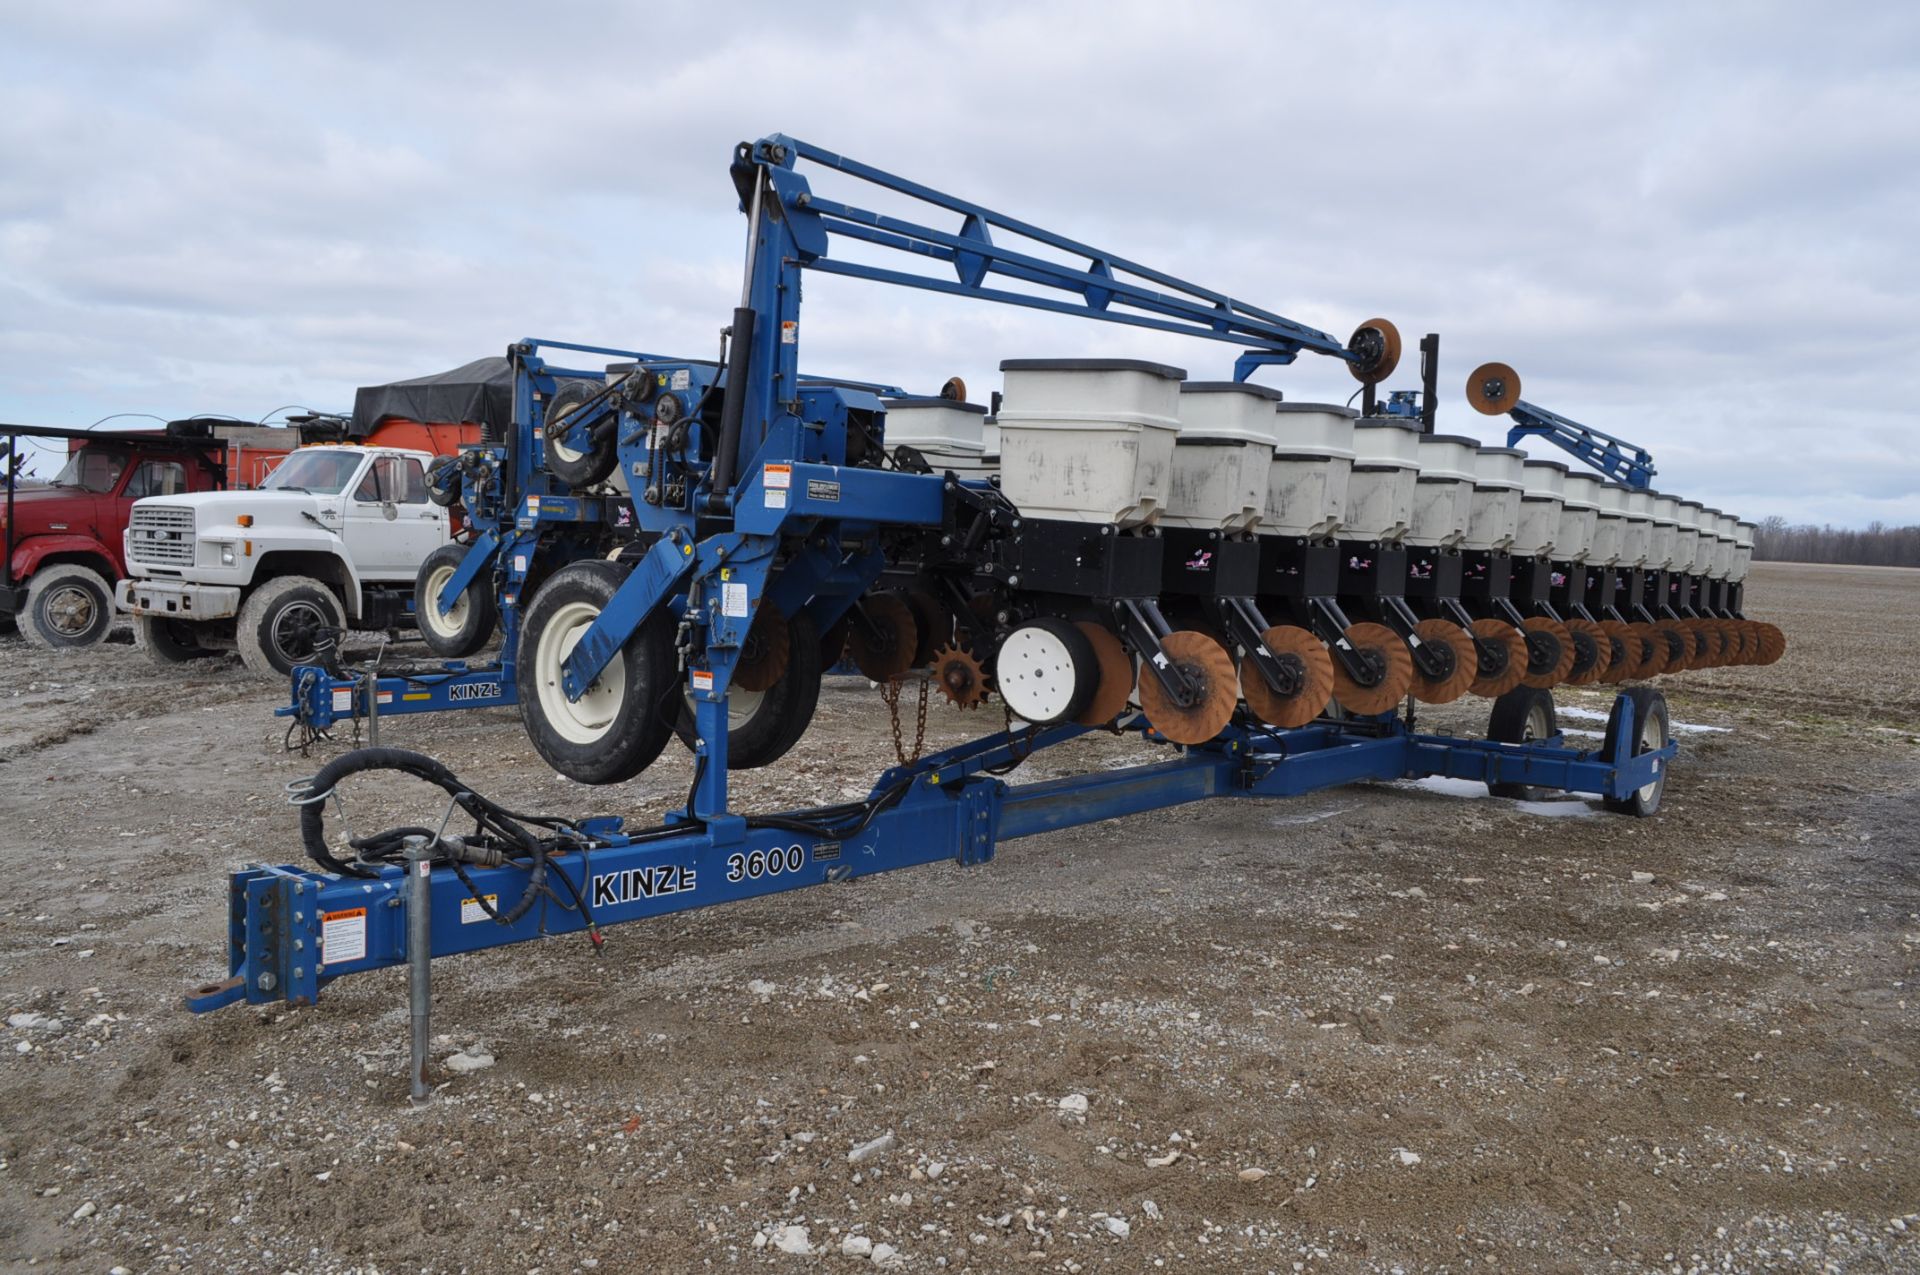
[448,682,503,702]
[590,864,698,908]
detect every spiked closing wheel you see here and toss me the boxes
[932,643,990,708]
[1138,630,1240,744]
[1468,617,1528,698]
[1653,621,1693,673]
[1074,621,1135,726]
[1519,615,1576,689]
[1734,619,1761,665]
[1466,362,1522,415]
[904,589,954,668]
[1599,620,1637,682]
[1242,624,1336,727]
[1409,618,1477,705]
[848,593,919,683]
[1347,318,1402,385]
[731,602,791,692]
[1681,618,1721,668]
[1754,621,1787,665]
[1331,621,1415,715]
[1564,618,1612,685]
[1629,622,1670,678]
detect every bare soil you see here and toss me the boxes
[2,561,1917,1274]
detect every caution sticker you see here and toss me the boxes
[723,582,750,618]
[321,907,366,965]
[460,895,497,925]
[763,463,792,489]
[765,489,788,510]
[332,689,352,713]
[780,320,797,345]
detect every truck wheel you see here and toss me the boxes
[133,614,213,665]
[543,381,617,488]
[20,564,115,649]
[516,559,675,784]
[672,611,824,768]
[415,543,498,658]
[236,575,346,678]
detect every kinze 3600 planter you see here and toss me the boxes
[198,134,1781,1097]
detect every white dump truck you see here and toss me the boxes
[116,442,461,676]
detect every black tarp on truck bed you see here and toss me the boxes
[350,357,514,438]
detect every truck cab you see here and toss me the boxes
[117,444,456,676]
[2,433,228,648]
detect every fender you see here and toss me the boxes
[249,532,373,621]
[10,533,118,584]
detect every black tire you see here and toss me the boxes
[133,614,214,665]
[415,542,498,658]
[1601,686,1670,817]
[20,563,115,649]
[426,455,461,507]
[235,575,347,678]
[516,559,675,784]
[1487,685,1558,800]
[543,381,616,488]
[672,610,824,768]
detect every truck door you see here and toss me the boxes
[343,454,445,578]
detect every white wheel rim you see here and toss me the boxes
[423,564,469,637]
[684,685,768,733]
[1635,709,1663,803]
[536,599,625,745]
[997,624,1082,723]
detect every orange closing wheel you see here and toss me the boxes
[1468,618,1528,698]
[1599,620,1638,682]
[1331,622,1414,715]
[1408,618,1477,705]
[1629,622,1670,678]
[1519,616,1576,689]
[1242,624,1336,727]
[731,602,791,692]
[1073,621,1134,726]
[847,593,919,683]
[1137,630,1239,744]
[1564,617,1611,685]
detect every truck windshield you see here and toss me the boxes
[261,450,362,495]
[50,447,129,493]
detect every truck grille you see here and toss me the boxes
[128,505,196,566]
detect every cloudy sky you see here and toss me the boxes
[4,1,1916,527]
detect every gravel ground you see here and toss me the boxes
[1,561,1916,1274]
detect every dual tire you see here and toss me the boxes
[19,564,115,649]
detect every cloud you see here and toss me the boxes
[1,0,1916,525]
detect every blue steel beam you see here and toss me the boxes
[189,705,1675,1015]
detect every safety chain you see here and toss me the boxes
[882,677,930,765]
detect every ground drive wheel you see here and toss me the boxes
[1602,686,1671,817]
[517,560,675,784]
[996,618,1098,725]
[415,543,499,658]
[133,614,213,665]
[20,563,115,649]
[543,381,617,488]
[236,575,346,677]
[673,610,824,769]
[1487,685,1558,800]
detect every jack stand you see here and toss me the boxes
[406,837,433,1104]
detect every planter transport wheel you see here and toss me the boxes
[1467,617,1528,699]
[1241,624,1336,727]
[1487,685,1559,800]
[1138,630,1240,744]
[1602,686,1671,817]
[1408,618,1477,705]
[1331,621,1415,716]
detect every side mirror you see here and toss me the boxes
[381,501,398,521]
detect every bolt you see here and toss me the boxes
[257,972,277,991]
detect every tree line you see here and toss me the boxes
[1752,517,1920,567]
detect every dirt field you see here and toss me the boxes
[3,561,1917,1274]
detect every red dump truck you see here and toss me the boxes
[3,411,479,649]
